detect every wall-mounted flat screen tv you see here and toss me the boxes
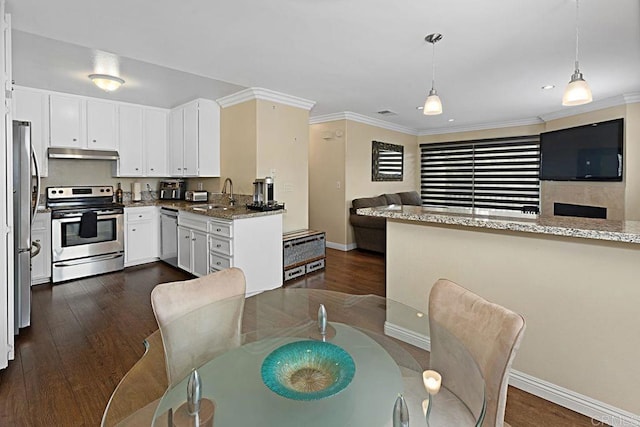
[540,118,624,181]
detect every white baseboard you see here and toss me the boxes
[326,241,357,251]
[384,321,640,426]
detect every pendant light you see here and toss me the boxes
[562,0,592,106]
[424,33,443,115]
[88,74,125,92]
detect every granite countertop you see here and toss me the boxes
[124,199,285,220]
[356,205,640,244]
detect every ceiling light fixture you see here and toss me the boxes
[562,0,592,106]
[423,33,443,116]
[88,74,125,92]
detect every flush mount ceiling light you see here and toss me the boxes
[88,74,125,92]
[423,33,443,115]
[562,0,592,106]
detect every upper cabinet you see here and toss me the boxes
[116,105,168,177]
[49,94,83,148]
[12,87,49,177]
[169,99,220,177]
[50,95,117,150]
[86,100,117,150]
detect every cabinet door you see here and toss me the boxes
[177,226,192,272]
[144,109,167,176]
[196,99,221,177]
[87,100,117,149]
[50,95,83,148]
[13,88,49,177]
[126,221,153,264]
[30,228,48,283]
[169,108,184,176]
[118,105,144,176]
[191,229,208,277]
[182,102,199,176]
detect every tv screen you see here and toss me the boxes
[540,118,624,181]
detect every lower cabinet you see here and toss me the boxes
[124,206,159,267]
[177,211,282,295]
[31,212,51,285]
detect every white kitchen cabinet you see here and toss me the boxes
[31,211,51,285]
[118,105,144,176]
[144,109,168,176]
[177,212,209,277]
[12,87,49,177]
[124,207,159,267]
[87,100,117,150]
[49,94,83,148]
[178,211,283,295]
[169,98,220,177]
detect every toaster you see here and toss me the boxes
[185,191,208,202]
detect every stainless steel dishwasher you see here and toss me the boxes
[160,207,178,267]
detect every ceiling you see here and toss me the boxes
[7,0,640,133]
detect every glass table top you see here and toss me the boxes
[102,288,485,427]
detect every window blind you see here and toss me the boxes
[420,136,540,213]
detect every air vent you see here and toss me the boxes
[377,110,397,116]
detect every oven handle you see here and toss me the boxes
[54,253,124,267]
[53,213,122,222]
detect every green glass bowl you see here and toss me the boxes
[261,340,356,400]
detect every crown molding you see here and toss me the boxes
[418,117,544,137]
[309,112,419,136]
[216,87,316,111]
[538,92,640,122]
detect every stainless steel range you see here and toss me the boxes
[47,186,124,283]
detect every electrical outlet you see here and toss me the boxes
[336,181,341,189]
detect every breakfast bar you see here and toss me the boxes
[357,205,640,419]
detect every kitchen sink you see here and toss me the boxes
[190,204,232,212]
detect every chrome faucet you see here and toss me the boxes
[222,178,235,206]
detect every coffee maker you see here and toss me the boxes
[248,177,284,211]
[159,179,186,200]
[252,177,275,205]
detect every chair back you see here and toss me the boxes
[151,268,246,385]
[428,279,525,427]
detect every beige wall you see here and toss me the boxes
[220,100,258,196]
[418,123,545,144]
[386,219,640,415]
[309,120,347,245]
[308,120,419,247]
[624,103,640,220]
[220,99,309,232]
[256,100,310,232]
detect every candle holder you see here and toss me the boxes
[392,393,409,427]
[422,370,442,426]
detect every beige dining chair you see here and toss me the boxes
[428,279,526,427]
[151,267,246,385]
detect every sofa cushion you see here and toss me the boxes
[383,193,402,205]
[349,214,386,229]
[398,191,422,206]
[352,195,388,209]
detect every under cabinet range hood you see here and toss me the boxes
[48,147,119,160]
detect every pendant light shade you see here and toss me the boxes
[424,33,443,116]
[562,0,592,106]
[423,89,443,115]
[89,74,125,92]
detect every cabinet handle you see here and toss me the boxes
[216,244,221,248]
[72,138,77,141]
[92,139,97,142]
[150,168,154,171]
[135,168,139,171]
[216,261,221,265]
[132,228,136,232]
[35,239,40,242]
[192,238,196,241]
[216,228,221,232]
[178,168,182,171]
[138,215,142,218]
[185,235,190,239]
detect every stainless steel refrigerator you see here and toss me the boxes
[12,121,41,332]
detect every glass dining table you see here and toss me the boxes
[102,288,485,427]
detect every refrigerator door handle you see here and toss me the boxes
[31,146,41,226]
[30,241,41,258]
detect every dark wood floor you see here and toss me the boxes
[0,249,597,426]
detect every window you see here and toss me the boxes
[372,141,403,181]
[420,136,540,213]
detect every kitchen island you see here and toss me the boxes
[357,205,640,422]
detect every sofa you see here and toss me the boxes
[349,191,422,253]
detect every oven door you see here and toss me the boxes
[52,212,124,262]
